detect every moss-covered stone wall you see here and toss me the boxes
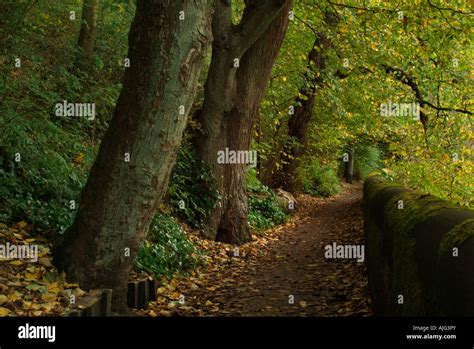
[363,176,474,316]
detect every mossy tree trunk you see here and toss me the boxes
[195,0,292,244]
[54,0,214,313]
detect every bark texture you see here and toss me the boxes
[195,0,292,244]
[77,0,98,68]
[54,0,214,313]
[270,12,339,192]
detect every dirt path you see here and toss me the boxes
[144,183,372,317]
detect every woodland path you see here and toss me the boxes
[144,183,372,317]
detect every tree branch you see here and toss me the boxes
[325,0,399,13]
[383,65,425,106]
[383,65,472,115]
[211,0,233,51]
[426,0,474,15]
[232,0,290,56]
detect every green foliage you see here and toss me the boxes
[0,113,92,233]
[167,144,220,229]
[0,0,133,232]
[301,161,341,198]
[133,213,203,279]
[354,144,382,180]
[247,169,288,230]
[1,0,472,247]
[337,142,382,180]
[258,0,472,207]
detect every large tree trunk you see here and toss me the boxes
[195,0,292,244]
[77,0,99,68]
[53,0,213,313]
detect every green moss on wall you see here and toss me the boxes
[438,219,474,261]
[364,175,474,315]
[364,175,401,205]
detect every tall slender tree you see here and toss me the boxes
[77,0,99,68]
[54,0,214,313]
[271,12,340,191]
[195,0,293,244]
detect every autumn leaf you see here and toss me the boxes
[15,221,28,229]
[0,307,11,316]
[73,152,85,165]
[38,257,53,267]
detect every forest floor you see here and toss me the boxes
[141,182,373,317]
[0,182,372,316]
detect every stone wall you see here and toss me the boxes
[363,176,474,316]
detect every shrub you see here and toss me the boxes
[133,213,203,279]
[301,161,341,197]
[167,144,220,229]
[354,144,382,180]
[0,113,92,233]
[0,0,131,233]
[247,169,288,230]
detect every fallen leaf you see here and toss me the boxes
[299,301,308,308]
[16,221,27,229]
[0,307,11,316]
[9,291,22,302]
[9,260,23,266]
[38,258,53,267]
[26,284,44,292]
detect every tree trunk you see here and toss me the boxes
[54,0,213,313]
[344,147,355,183]
[195,0,292,244]
[77,0,99,68]
[269,37,323,192]
[274,90,316,192]
[270,12,340,191]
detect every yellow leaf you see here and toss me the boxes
[25,273,40,281]
[22,300,33,309]
[47,283,61,294]
[41,303,56,312]
[171,291,181,299]
[41,293,57,302]
[73,153,84,165]
[0,295,7,305]
[16,221,27,229]
[0,307,11,316]
[8,291,21,302]
[299,301,308,308]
